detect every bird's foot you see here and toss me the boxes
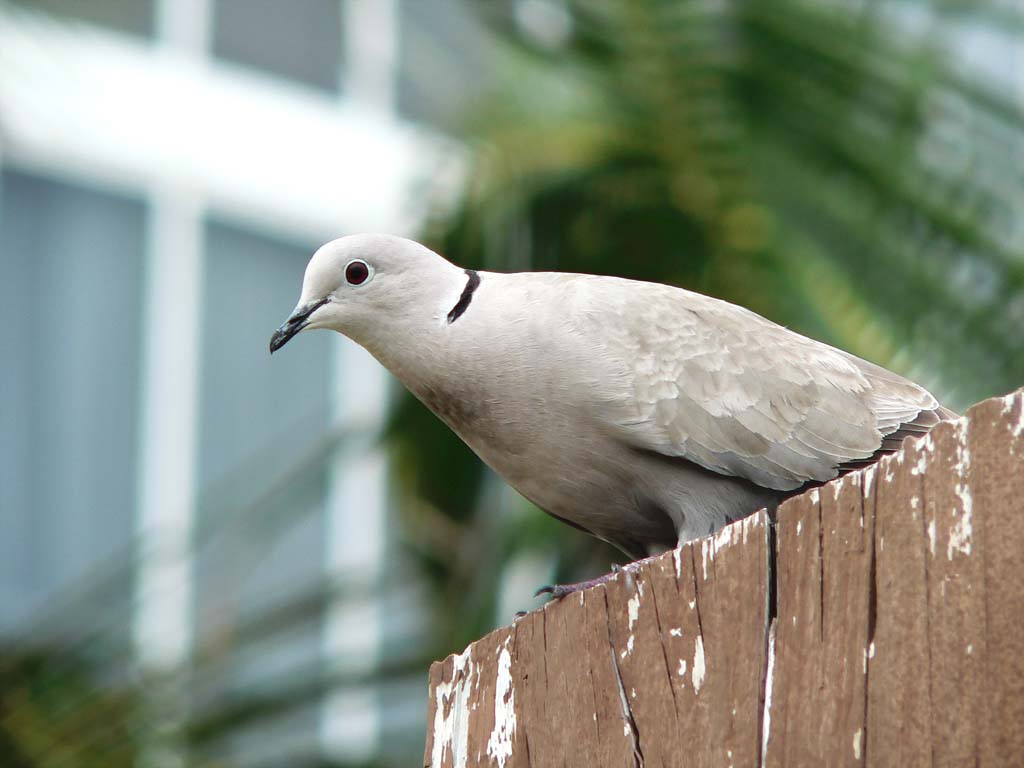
[534,550,674,601]
[535,563,637,600]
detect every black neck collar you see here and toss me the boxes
[447,269,480,324]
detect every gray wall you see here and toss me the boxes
[10,0,155,37]
[212,0,343,91]
[0,169,145,632]
[190,219,334,756]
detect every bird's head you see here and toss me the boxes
[269,234,465,354]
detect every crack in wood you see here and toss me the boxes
[817,492,826,643]
[862,475,876,765]
[604,589,644,768]
[540,606,548,691]
[647,577,682,721]
[758,512,778,767]
[687,546,706,640]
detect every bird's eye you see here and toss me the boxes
[344,259,372,286]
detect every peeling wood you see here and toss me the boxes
[424,391,1024,767]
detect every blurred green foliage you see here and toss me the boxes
[402,0,1024,652]
[0,652,140,767]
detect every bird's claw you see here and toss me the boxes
[533,569,631,601]
[533,584,571,599]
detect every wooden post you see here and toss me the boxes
[424,391,1024,767]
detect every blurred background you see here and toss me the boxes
[0,0,1020,765]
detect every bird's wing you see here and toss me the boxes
[568,276,949,492]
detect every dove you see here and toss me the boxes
[270,234,954,571]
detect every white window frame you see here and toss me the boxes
[0,0,459,763]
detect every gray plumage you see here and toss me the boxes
[271,234,954,558]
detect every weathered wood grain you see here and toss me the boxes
[601,512,768,768]
[423,513,770,768]
[868,436,934,763]
[765,469,875,766]
[425,391,1024,767]
[969,395,1024,763]
[919,415,986,765]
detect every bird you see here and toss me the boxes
[270,234,955,590]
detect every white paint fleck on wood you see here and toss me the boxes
[1001,391,1024,443]
[948,487,973,559]
[761,622,777,765]
[912,435,933,475]
[627,585,643,631]
[486,639,517,768]
[862,464,876,497]
[700,517,746,580]
[431,647,475,768]
[949,419,974,559]
[692,634,706,694]
[713,524,733,553]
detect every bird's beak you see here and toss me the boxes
[269,297,329,354]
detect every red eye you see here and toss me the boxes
[345,259,370,285]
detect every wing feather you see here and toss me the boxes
[570,277,952,491]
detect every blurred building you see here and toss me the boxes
[0,1,486,765]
